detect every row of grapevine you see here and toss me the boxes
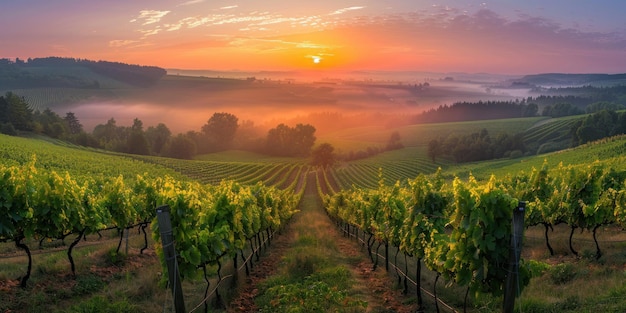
[133,153,308,188]
[522,117,579,145]
[324,161,626,309]
[0,157,158,287]
[334,164,379,189]
[333,159,439,190]
[503,160,626,257]
[0,134,183,181]
[323,171,530,309]
[0,156,300,289]
[151,177,300,286]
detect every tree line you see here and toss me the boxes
[427,108,626,164]
[0,92,322,160]
[427,129,526,163]
[411,84,626,124]
[571,109,626,146]
[87,114,321,160]
[0,57,166,89]
[411,100,538,124]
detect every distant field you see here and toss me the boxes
[2,87,118,111]
[20,66,132,89]
[321,116,549,150]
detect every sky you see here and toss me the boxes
[2,0,626,74]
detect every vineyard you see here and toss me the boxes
[322,159,626,308]
[2,130,626,311]
[0,134,310,311]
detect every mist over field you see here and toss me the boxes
[56,73,528,135]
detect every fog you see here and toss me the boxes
[56,73,532,136]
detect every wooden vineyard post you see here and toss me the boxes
[156,205,186,313]
[384,243,389,271]
[503,201,525,313]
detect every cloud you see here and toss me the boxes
[226,37,337,54]
[178,0,205,6]
[329,6,365,16]
[139,28,162,38]
[220,5,239,10]
[131,10,171,25]
[109,40,139,47]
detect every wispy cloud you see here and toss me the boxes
[227,37,338,53]
[220,5,239,10]
[178,0,205,6]
[130,10,170,25]
[109,39,139,47]
[329,6,365,16]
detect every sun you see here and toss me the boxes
[312,56,321,64]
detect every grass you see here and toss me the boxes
[254,190,368,312]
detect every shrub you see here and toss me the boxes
[549,263,577,284]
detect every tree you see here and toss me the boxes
[165,134,197,159]
[428,139,442,163]
[523,103,538,117]
[266,124,291,156]
[127,118,149,155]
[201,112,239,152]
[93,118,119,145]
[145,123,171,155]
[0,96,9,124]
[311,143,335,168]
[266,123,316,157]
[33,108,67,138]
[2,92,33,131]
[64,112,83,134]
[292,124,316,156]
[385,131,404,151]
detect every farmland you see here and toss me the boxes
[2,107,626,311]
[2,61,626,312]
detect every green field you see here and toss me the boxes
[2,112,626,312]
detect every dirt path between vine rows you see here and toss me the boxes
[228,172,417,312]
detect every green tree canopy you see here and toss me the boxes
[64,112,83,135]
[1,92,33,131]
[165,134,197,159]
[145,123,171,155]
[266,123,316,157]
[311,143,335,167]
[201,112,239,152]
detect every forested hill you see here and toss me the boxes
[0,57,166,89]
[514,73,626,87]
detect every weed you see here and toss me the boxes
[257,277,367,312]
[549,263,577,285]
[525,259,551,277]
[104,248,126,266]
[65,296,136,313]
[286,253,319,279]
[72,274,105,296]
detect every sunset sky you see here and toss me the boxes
[3,0,626,74]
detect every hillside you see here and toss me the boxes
[0,57,166,111]
[3,119,626,312]
[2,110,623,189]
[513,73,626,87]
